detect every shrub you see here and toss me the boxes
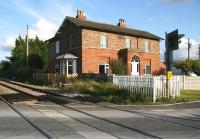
[64,80,152,104]
[110,59,127,75]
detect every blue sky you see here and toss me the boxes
[0,0,200,61]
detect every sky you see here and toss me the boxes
[0,0,200,61]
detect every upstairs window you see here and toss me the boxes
[125,38,131,48]
[144,41,150,52]
[56,41,59,54]
[69,34,72,48]
[100,35,108,48]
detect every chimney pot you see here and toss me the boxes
[118,19,126,27]
[76,9,86,20]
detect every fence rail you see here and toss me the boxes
[112,75,180,102]
[176,75,200,90]
[33,73,78,84]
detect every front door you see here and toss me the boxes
[131,60,139,75]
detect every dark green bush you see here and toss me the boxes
[110,59,127,75]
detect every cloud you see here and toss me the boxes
[29,18,58,40]
[173,38,199,60]
[163,0,191,4]
[0,0,74,49]
[0,36,16,52]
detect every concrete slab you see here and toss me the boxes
[14,103,85,139]
[31,104,118,139]
[0,100,46,139]
[66,103,200,139]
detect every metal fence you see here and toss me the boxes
[112,75,180,102]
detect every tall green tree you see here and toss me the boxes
[0,36,48,81]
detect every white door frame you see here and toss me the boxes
[131,59,139,76]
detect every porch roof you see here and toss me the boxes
[56,53,78,60]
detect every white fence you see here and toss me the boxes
[176,75,200,90]
[112,75,180,102]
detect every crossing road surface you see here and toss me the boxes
[0,82,200,139]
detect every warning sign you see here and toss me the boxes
[167,71,173,80]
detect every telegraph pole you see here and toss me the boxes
[198,44,200,60]
[186,38,191,61]
[26,25,29,66]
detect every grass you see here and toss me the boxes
[155,90,200,104]
[64,80,152,105]
[25,79,58,88]
[28,79,200,105]
[180,90,200,101]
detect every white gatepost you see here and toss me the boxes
[152,77,156,102]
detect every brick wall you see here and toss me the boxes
[48,21,165,75]
[48,19,82,73]
[81,29,164,75]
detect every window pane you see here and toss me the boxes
[100,35,107,48]
[56,41,59,54]
[69,34,72,48]
[125,38,130,48]
[99,65,105,74]
[144,41,150,52]
[68,59,73,66]
[105,65,109,76]
[144,65,151,74]
[68,66,73,74]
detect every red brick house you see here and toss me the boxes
[47,10,165,76]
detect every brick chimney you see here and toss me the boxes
[118,19,126,27]
[76,10,86,20]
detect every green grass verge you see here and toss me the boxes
[155,90,200,104]
[180,90,200,101]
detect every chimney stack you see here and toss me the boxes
[118,19,126,27]
[76,10,86,20]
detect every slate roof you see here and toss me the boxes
[48,16,162,42]
[66,16,162,40]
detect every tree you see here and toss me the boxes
[110,59,127,75]
[174,60,200,75]
[0,36,48,81]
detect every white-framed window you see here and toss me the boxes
[60,60,65,75]
[100,35,108,48]
[99,64,109,76]
[56,41,59,54]
[125,38,131,48]
[67,59,73,74]
[144,41,150,52]
[59,59,77,75]
[144,64,151,75]
[69,34,72,48]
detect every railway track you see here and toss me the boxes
[0,88,54,139]
[1,79,200,138]
[3,79,200,127]
[0,79,163,139]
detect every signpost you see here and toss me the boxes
[165,29,184,97]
